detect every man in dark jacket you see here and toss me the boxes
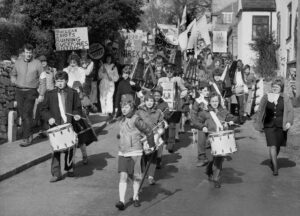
[40,71,82,182]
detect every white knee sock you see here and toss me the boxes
[119,182,127,203]
[133,180,140,200]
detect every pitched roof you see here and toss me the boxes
[241,0,276,12]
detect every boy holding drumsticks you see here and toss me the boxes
[40,71,82,182]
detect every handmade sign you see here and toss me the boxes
[213,31,227,53]
[161,82,176,111]
[88,43,105,60]
[54,27,89,51]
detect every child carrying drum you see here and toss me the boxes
[202,93,239,188]
[40,71,83,182]
[115,94,155,210]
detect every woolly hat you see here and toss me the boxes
[38,55,47,62]
[144,92,155,101]
[120,94,134,106]
[152,86,163,95]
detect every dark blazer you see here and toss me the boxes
[254,93,294,132]
[40,87,82,125]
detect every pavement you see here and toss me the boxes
[0,113,109,182]
[0,118,300,216]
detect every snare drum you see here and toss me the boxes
[47,123,77,152]
[142,133,164,155]
[208,130,237,156]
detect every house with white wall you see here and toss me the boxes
[211,0,238,58]
[275,0,298,77]
[236,0,277,66]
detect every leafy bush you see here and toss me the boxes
[249,31,279,80]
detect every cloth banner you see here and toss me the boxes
[213,31,227,53]
[155,27,178,63]
[178,19,196,51]
[54,27,89,51]
[119,29,147,64]
[187,15,211,54]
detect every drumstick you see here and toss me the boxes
[65,113,87,120]
[220,120,240,126]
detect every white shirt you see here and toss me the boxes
[63,66,86,87]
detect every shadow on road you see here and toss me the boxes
[260,158,296,170]
[140,186,182,204]
[74,152,115,177]
[155,153,181,181]
[221,167,245,184]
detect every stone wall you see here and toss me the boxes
[0,62,16,141]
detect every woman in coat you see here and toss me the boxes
[254,77,294,176]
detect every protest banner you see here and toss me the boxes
[119,29,147,64]
[155,27,178,63]
[54,27,89,51]
[213,31,227,53]
[157,24,178,45]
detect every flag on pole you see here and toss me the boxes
[179,5,187,33]
[187,14,211,55]
[178,19,196,51]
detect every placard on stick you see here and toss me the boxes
[54,27,89,51]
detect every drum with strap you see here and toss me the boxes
[208,130,237,156]
[47,123,77,152]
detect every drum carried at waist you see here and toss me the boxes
[208,130,237,156]
[47,123,77,152]
[141,128,165,155]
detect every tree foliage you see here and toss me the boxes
[139,0,211,32]
[249,31,279,80]
[20,0,144,42]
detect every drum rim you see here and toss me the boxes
[47,123,73,134]
[208,130,234,137]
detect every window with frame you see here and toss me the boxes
[222,12,233,24]
[252,16,269,39]
[287,3,292,40]
[277,12,281,44]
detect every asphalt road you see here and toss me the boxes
[1,121,300,216]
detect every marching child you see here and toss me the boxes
[115,94,155,210]
[190,81,211,167]
[203,93,239,188]
[40,71,82,182]
[72,81,98,165]
[153,86,170,169]
[137,92,166,185]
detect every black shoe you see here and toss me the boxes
[273,170,278,176]
[67,171,75,177]
[168,149,174,154]
[115,201,125,210]
[20,136,33,147]
[214,180,221,188]
[133,199,141,207]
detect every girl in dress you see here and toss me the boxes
[202,93,238,188]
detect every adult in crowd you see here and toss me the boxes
[63,53,86,88]
[80,49,95,96]
[243,64,256,117]
[157,63,188,153]
[115,64,141,117]
[228,59,247,123]
[254,77,294,176]
[98,54,119,116]
[10,43,46,147]
[34,55,57,137]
